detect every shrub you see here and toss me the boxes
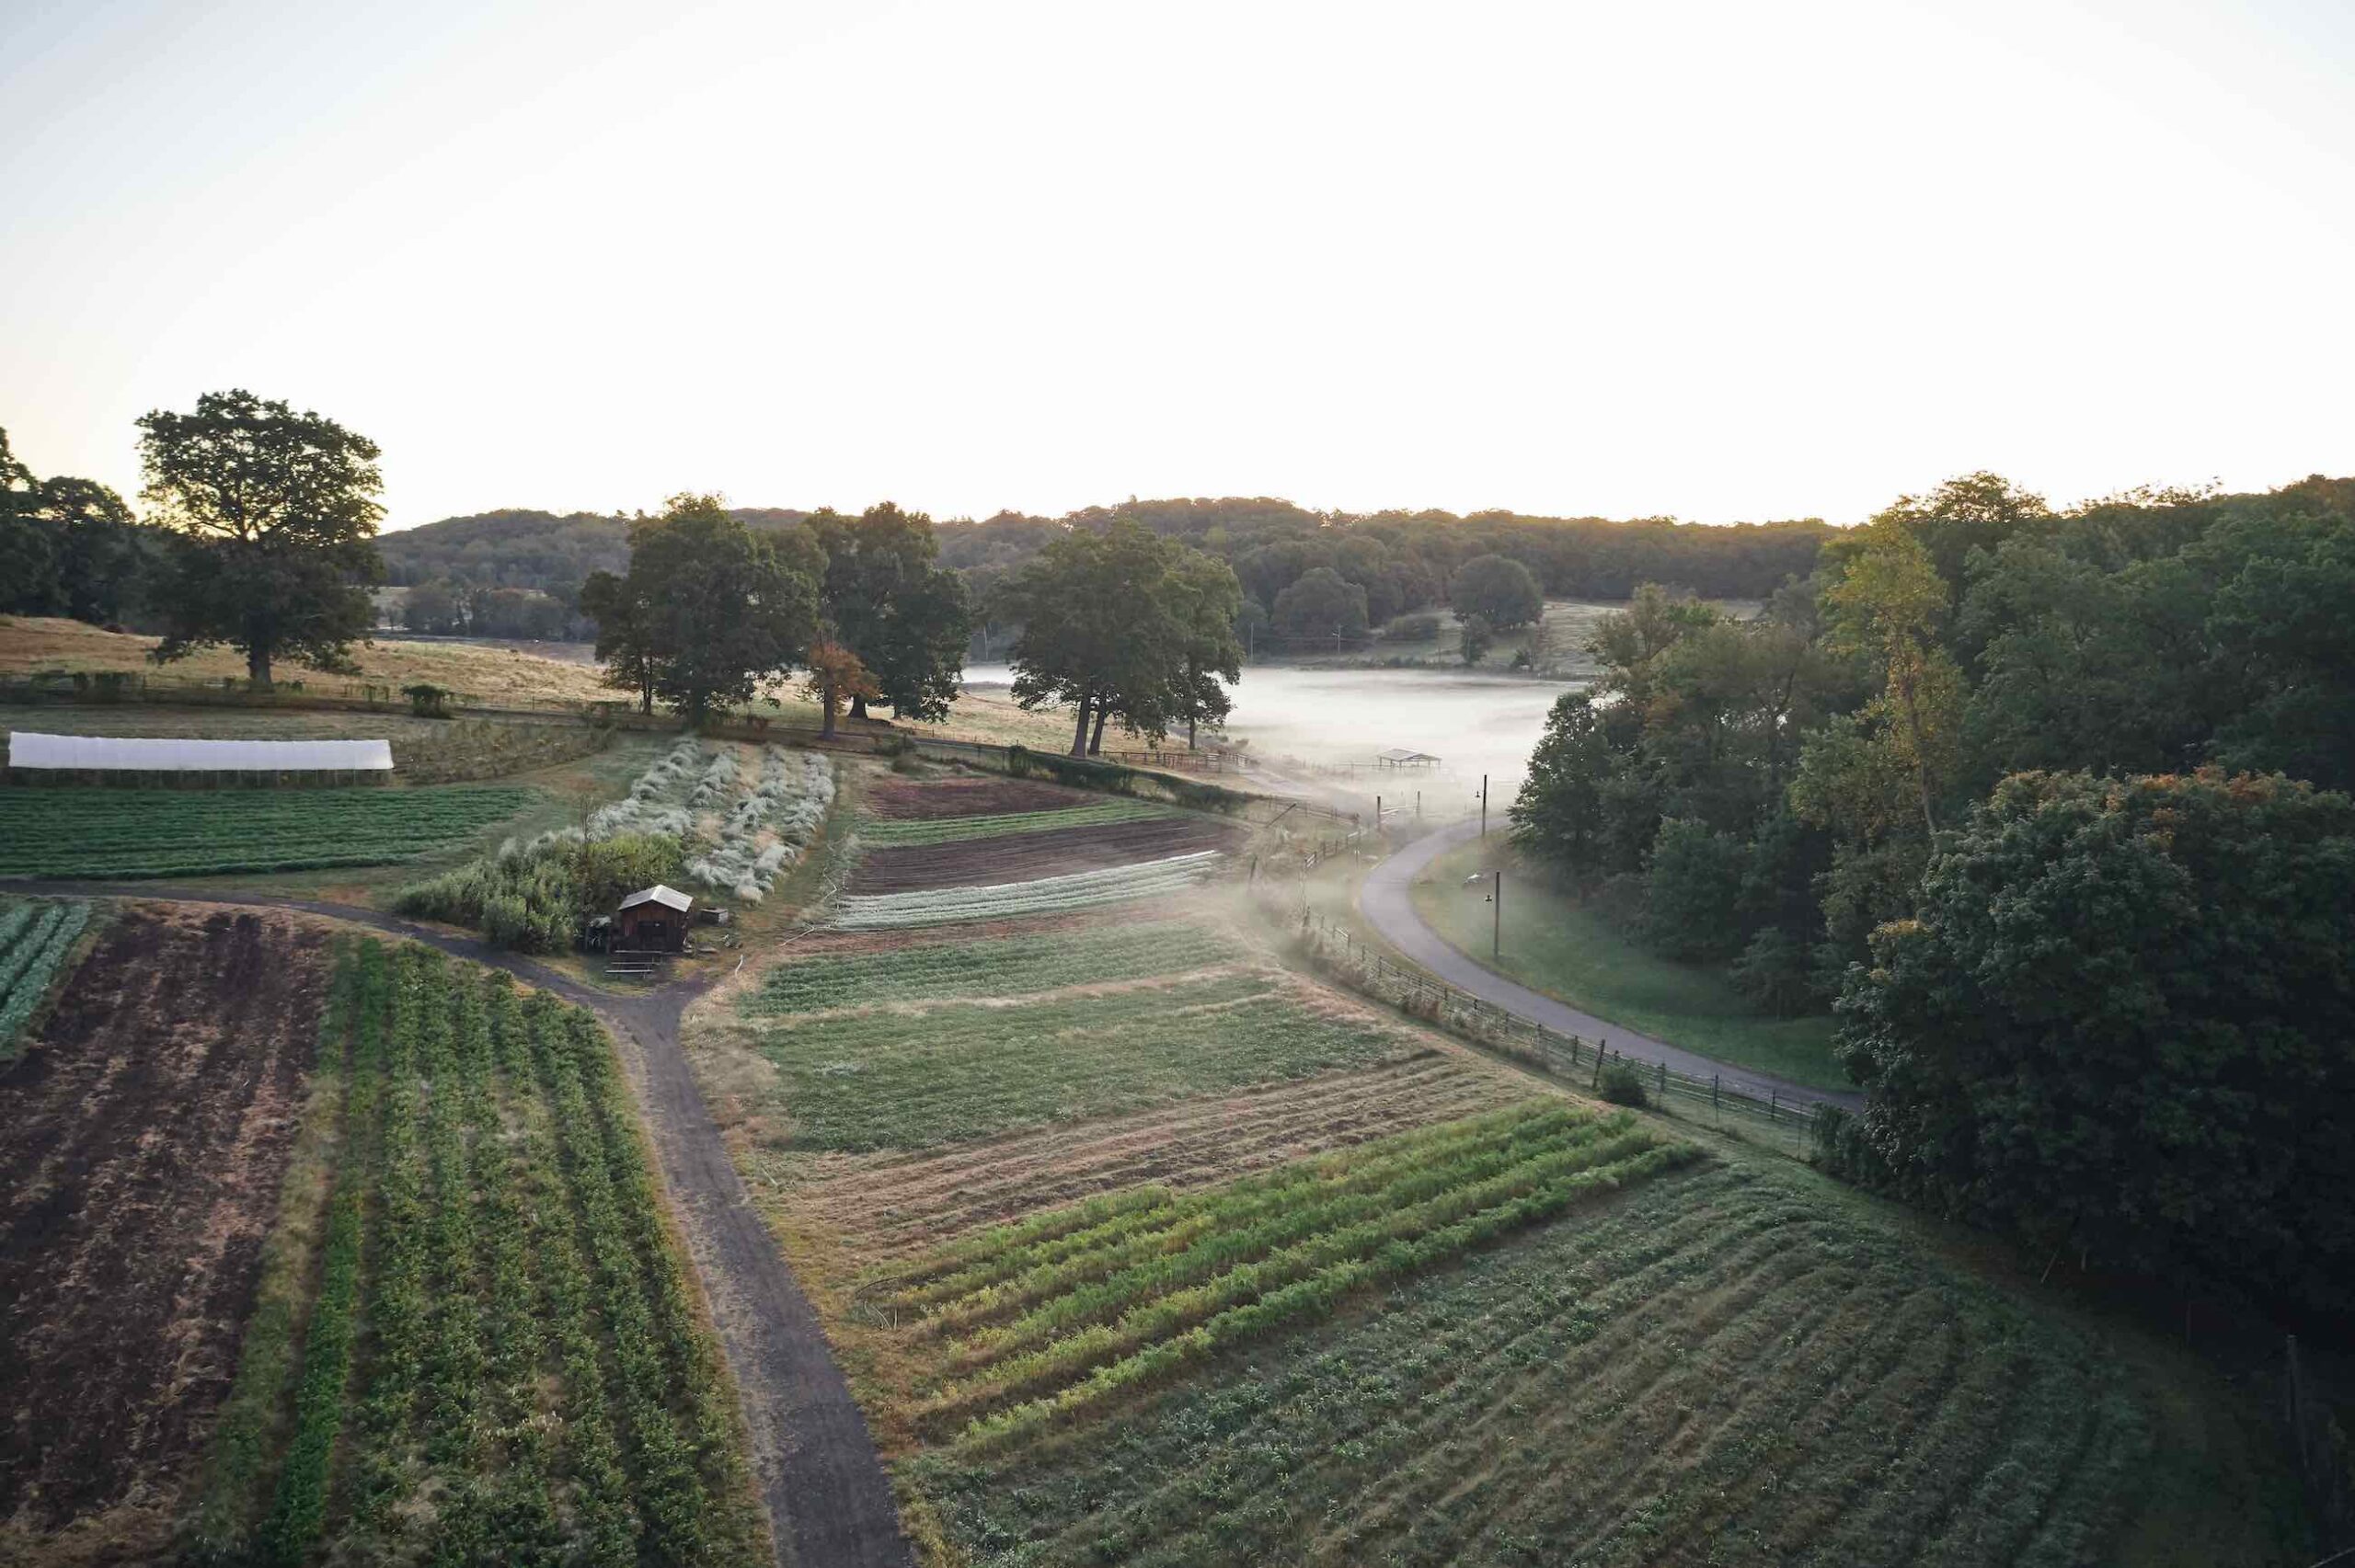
[402,682,454,717]
[1731,926,1817,1016]
[1384,612,1441,643]
[1596,1061,1649,1107]
[396,832,684,953]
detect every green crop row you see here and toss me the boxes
[921,1116,1701,1448]
[856,798,1169,847]
[197,940,764,1567]
[0,786,533,877]
[907,1160,2163,1568]
[751,971,1420,1151]
[0,898,92,1053]
[745,918,1243,1014]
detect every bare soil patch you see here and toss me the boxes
[860,777,1096,820]
[0,905,330,1543]
[778,1055,1527,1262]
[849,815,1243,893]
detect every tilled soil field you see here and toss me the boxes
[0,905,329,1552]
[862,777,1097,820]
[781,1055,1527,1262]
[848,814,1242,893]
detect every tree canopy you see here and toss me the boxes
[0,427,149,624]
[1449,553,1544,630]
[1003,519,1236,755]
[580,495,821,723]
[808,501,971,722]
[136,390,385,684]
[1270,567,1369,644]
[1821,769,2355,1317]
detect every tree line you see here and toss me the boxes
[1509,471,2355,1319]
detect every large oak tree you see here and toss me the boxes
[136,390,385,684]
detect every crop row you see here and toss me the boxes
[907,1160,2154,1568]
[752,971,1417,1151]
[202,940,763,1567]
[892,1105,1695,1446]
[829,851,1224,930]
[855,798,1168,848]
[0,787,532,877]
[743,918,1243,1014]
[0,898,93,1052]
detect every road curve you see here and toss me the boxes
[16,882,913,1568]
[1353,825,1863,1112]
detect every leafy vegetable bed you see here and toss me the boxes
[747,970,1415,1150]
[856,799,1169,848]
[193,940,765,1566]
[830,851,1223,929]
[0,786,533,877]
[744,918,1243,1013]
[0,897,93,1057]
[890,1102,1694,1447]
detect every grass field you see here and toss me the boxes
[0,614,619,702]
[0,895,93,1055]
[0,784,537,878]
[190,939,764,1566]
[1411,837,1846,1090]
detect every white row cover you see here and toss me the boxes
[8,731,396,772]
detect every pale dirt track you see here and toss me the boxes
[1354,824,1863,1112]
[16,881,913,1568]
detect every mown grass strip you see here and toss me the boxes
[856,799,1169,847]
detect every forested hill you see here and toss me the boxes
[378,507,817,590]
[380,497,1832,603]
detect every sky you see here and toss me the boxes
[4,0,2353,532]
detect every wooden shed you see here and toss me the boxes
[615,884,694,952]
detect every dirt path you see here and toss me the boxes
[16,882,913,1568]
[1353,825,1863,1112]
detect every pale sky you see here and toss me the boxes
[5,0,2352,531]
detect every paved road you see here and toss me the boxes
[18,883,913,1568]
[1353,825,1863,1112]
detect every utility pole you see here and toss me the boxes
[1480,773,1488,838]
[1492,868,1502,959]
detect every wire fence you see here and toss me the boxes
[1274,896,1824,1154]
[2286,1334,2355,1555]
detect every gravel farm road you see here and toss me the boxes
[1353,823,1864,1113]
[18,881,913,1568]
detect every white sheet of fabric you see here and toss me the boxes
[6,732,395,771]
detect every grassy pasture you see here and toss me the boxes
[1412,836,1846,1089]
[0,784,536,878]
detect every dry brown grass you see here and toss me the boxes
[0,616,614,702]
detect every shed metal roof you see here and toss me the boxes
[1375,747,1442,762]
[7,732,395,772]
[617,884,694,913]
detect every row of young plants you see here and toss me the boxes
[744,918,1243,1013]
[194,940,764,1567]
[0,786,533,877]
[907,1160,2157,1568]
[829,850,1225,930]
[752,970,1418,1151]
[886,1104,1696,1446]
[0,896,92,1051]
[856,798,1169,848]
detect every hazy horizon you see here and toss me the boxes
[7,0,2352,531]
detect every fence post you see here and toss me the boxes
[1769,1091,1778,1124]
[1712,1074,1719,1115]
[1658,1060,1666,1098]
